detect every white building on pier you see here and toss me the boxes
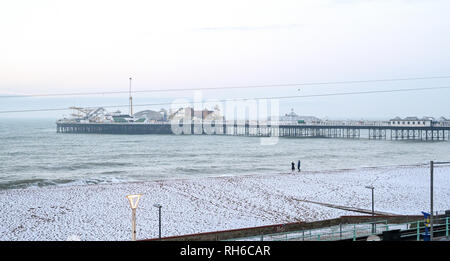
[389,116,434,127]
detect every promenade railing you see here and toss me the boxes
[228,216,450,241]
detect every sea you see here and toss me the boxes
[1,118,449,190]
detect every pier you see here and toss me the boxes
[56,122,450,141]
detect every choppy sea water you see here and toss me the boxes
[1,118,449,190]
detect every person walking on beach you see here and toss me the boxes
[297,160,301,172]
[291,161,295,172]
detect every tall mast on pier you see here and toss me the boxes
[129,77,133,116]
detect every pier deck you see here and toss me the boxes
[56,122,450,141]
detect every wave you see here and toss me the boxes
[0,174,133,190]
[109,153,155,159]
[7,162,132,172]
[174,167,202,173]
[0,178,75,190]
[62,162,131,170]
[98,170,127,175]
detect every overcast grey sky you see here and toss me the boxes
[1,0,449,119]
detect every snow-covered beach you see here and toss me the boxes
[1,164,449,241]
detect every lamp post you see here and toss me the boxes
[153,204,162,239]
[126,194,142,241]
[428,160,450,241]
[430,160,434,241]
[365,186,375,234]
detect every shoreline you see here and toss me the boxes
[0,162,433,192]
[1,164,449,241]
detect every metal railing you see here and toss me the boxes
[227,217,450,241]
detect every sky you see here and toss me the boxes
[0,0,450,119]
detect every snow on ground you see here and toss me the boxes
[0,165,449,241]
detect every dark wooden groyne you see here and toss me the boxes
[56,122,450,141]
